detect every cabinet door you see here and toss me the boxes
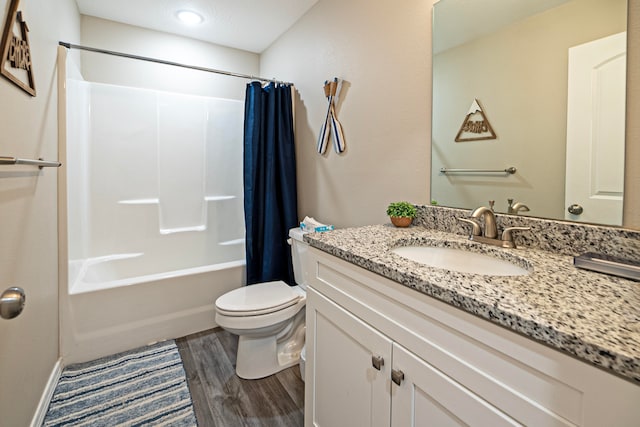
[391,343,519,427]
[306,288,392,427]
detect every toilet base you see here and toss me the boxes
[235,335,301,379]
[235,310,305,379]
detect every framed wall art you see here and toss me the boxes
[1,0,36,96]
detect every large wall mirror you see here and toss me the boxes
[431,0,627,226]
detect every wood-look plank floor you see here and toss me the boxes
[176,328,304,427]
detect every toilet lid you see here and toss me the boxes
[215,281,302,316]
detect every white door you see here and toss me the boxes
[390,343,518,426]
[565,32,626,225]
[305,288,392,427]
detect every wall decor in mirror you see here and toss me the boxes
[431,0,627,226]
[454,99,497,142]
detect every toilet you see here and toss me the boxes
[215,227,310,379]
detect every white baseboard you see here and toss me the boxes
[31,358,63,427]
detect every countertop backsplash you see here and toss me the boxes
[414,205,640,259]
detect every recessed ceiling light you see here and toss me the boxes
[176,10,204,25]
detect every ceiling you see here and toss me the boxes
[74,0,319,53]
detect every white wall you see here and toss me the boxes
[260,0,433,228]
[79,15,259,100]
[0,0,80,425]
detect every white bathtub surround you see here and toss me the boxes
[69,254,244,295]
[157,95,207,234]
[60,55,247,363]
[66,79,245,255]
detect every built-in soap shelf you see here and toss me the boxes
[118,198,159,205]
[205,195,237,202]
[116,195,241,238]
[219,238,244,246]
[159,225,207,235]
[118,196,237,205]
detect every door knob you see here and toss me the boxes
[391,369,405,386]
[371,355,384,371]
[1,287,26,319]
[568,204,584,215]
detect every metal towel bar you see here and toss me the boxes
[0,156,62,169]
[440,167,516,175]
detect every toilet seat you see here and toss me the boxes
[215,280,303,317]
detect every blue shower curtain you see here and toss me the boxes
[244,82,299,286]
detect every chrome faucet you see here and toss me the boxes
[471,206,498,238]
[507,199,530,215]
[458,206,530,248]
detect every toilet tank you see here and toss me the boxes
[289,227,311,290]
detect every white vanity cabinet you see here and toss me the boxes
[304,248,640,427]
[390,341,518,426]
[308,288,518,426]
[307,287,391,427]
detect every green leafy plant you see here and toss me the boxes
[386,201,417,218]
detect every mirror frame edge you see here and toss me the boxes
[623,0,640,230]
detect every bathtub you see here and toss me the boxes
[61,254,245,364]
[59,64,248,364]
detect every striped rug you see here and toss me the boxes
[43,340,197,426]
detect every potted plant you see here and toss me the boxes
[386,201,417,227]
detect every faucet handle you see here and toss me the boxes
[457,217,482,236]
[501,226,530,247]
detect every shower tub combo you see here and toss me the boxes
[59,51,247,363]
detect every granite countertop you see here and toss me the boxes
[304,224,640,384]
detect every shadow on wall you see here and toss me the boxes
[294,89,318,221]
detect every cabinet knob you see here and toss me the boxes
[391,369,405,386]
[371,355,384,371]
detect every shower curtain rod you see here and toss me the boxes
[58,42,292,86]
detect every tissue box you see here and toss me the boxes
[300,216,335,232]
[300,222,334,232]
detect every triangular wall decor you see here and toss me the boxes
[1,0,36,96]
[455,99,495,142]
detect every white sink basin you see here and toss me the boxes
[392,246,530,276]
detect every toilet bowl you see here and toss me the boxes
[214,227,310,379]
